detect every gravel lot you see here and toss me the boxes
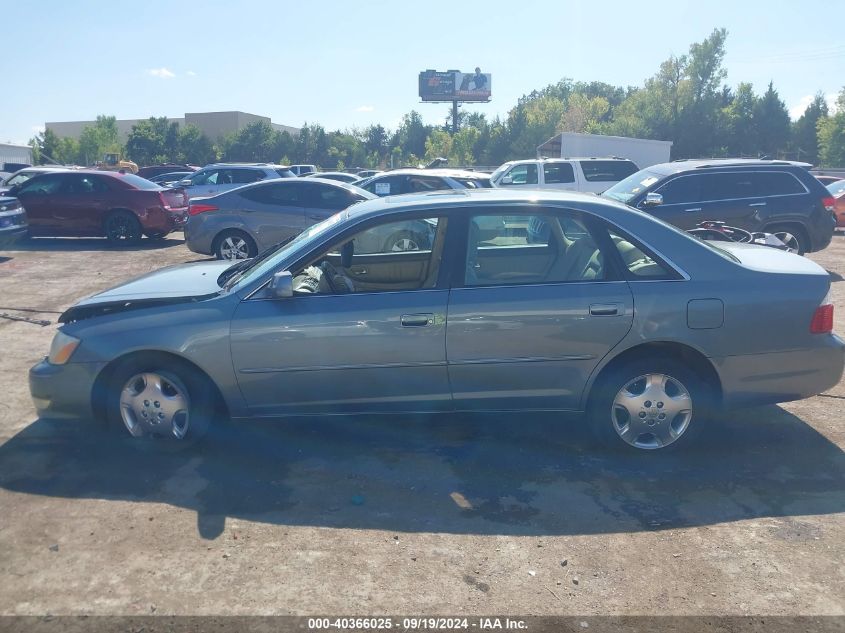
[0,233,843,616]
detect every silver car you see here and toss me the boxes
[177,163,295,199]
[30,190,844,452]
[184,178,375,260]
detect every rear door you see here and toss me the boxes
[53,174,112,234]
[237,181,307,246]
[542,162,577,191]
[446,208,634,411]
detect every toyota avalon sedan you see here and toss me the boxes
[30,190,844,452]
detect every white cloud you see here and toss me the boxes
[355,105,375,112]
[186,70,197,77]
[790,93,838,120]
[147,67,175,79]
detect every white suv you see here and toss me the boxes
[491,158,638,193]
[178,164,295,199]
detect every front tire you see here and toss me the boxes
[105,356,216,446]
[588,357,710,452]
[214,230,257,260]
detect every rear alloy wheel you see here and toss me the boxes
[104,210,142,245]
[767,224,808,255]
[384,230,426,252]
[215,231,257,261]
[589,358,710,452]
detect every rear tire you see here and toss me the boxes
[588,357,711,453]
[104,210,143,245]
[213,230,257,260]
[766,223,809,255]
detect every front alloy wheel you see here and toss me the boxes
[119,371,191,439]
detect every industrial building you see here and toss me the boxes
[0,142,33,169]
[45,111,299,142]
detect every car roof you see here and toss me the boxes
[344,188,630,222]
[505,157,635,164]
[203,163,291,169]
[646,158,813,176]
[369,168,490,179]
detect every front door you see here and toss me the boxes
[230,215,452,416]
[53,174,111,234]
[446,209,634,411]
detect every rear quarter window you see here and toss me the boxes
[116,174,163,190]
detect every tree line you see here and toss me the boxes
[30,29,845,170]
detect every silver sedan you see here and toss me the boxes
[30,190,844,452]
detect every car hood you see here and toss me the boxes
[716,242,828,275]
[60,260,234,323]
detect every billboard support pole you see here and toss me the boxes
[452,100,459,134]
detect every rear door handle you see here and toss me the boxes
[684,207,702,213]
[749,202,767,207]
[401,313,434,327]
[590,303,620,316]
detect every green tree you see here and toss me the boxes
[178,124,216,165]
[722,82,757,156]
[752,82,791,156]
[424,129,452,162]
[791,92,828,164]
[818,88,845,167]
[78,115,121,165]
[222,120,277,162]
[559,94,610,133]
[450,127,480,166]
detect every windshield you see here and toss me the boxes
[489,163,512,183]
[827,180,845,197]
[222,211,345,290]
[602,169,662,203]
[5,170,40,186]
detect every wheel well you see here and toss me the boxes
[591,342,723,405]
[763,221,810,245]
[91,350,230,422]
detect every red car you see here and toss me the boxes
[827,180,845,228]
[6,170,188,243]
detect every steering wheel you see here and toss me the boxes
[319,260,339,293]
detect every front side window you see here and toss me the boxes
[544,162,575,184]
[16,174,64,195]
[290,217,445,294]
[655,175,702,205]
[190,169,219,186]
[233,169,265,184]
[464,212,605,286]
[502,164,538,186]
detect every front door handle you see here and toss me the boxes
[684,207,702,213]
[590,303,620,317]
[749,202,767,207]
[401,313,434,327]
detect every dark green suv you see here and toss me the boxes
[602,159,837,254]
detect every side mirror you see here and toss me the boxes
[499,174,513,185]
[642,192,663,207]
[177,179,192,187]
[268,271,293,299]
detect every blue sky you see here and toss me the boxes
[3,0,843,144]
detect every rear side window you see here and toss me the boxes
[233,169,265,184]
[362,175,406,196]
[117,174,161,190]
[454,177,491,188]
[275,168,295,178]
[606,228,674,279]
[240,182,302,205]
[407,176,446,192]
[580,160,638,182]
[308,183,358,209]
[544,162,575,184]
[752,172,806,196]
[698,172,756,201]
[62,175,112,193]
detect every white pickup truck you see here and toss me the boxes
[490,157,639,193]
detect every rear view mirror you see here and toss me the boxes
[500,175,513,185]
[642,192,663,207]
[177,179,192,187]
[269,271,293,299]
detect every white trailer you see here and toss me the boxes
[0,143,33,169]
[537,132,672,169]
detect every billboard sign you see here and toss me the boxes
[419,69,491,102]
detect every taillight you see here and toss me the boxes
[188,203,218,216]
[822,196,835,213]
[810,293,834,334]
[158,192,171,210]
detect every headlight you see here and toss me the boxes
[48,331,81,365]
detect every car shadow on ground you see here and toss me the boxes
[9,236,185,252]
[0,407,842,540]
